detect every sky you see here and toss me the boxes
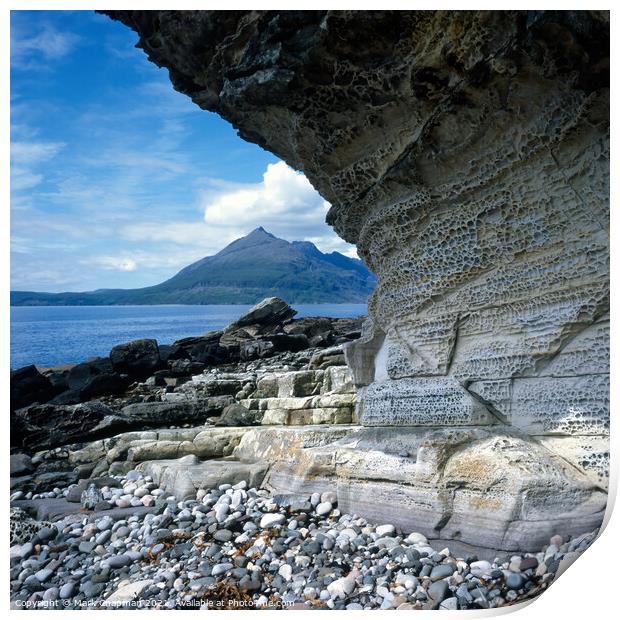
[10,10,356,293]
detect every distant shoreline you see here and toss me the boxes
[9,300,370,307]
[11,303,368,369]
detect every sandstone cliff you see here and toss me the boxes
[104,10,609,550]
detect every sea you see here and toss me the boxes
[10,304,368,369]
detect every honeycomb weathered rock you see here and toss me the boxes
[104,10,609,541]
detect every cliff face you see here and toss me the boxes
[105,10,609,549]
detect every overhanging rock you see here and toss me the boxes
[104,10,610,546]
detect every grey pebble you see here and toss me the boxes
[428,580,450,602]
[107,554,131,569]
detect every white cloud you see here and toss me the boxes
[119,162,358,264]
[11,168,43,192]
[11,140,65,165]
[11,24,80,69]
[90,256,137,272]
[203,162,329,228]
[197,161,357,256]
[11,139,65,192]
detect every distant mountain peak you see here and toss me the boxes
[247,226,275,238]
[11,228,377,306]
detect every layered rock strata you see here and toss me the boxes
[94,10,611,549]
[10,297,362,450]
[232,425,606,552]
[104,9,609,482]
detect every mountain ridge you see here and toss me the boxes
[11,228,376,306]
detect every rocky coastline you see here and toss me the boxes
[101,6,609,558]
[10,298,361,488]
[9,8,609,611]
[9,297,599,609]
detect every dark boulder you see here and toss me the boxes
[238,333,309,361]
[158,344,176,363]
[41,364,74,394]
[225,297,296,333]
[63,357,128,400]
[110,339,161,380]
[10,365,57,410]
[172,331,229,365]
[33,471,80,492]
[331,317,364,343]
[48,390,83,405]
[167,359,206,376]
[239,339,275,361]
[10,453,34,476]
[165,343,191,361]
[268,333,309,352]
[119,396,233,426]
[147,358,206,387]
[12,401,115,451]
[284,317,335,347]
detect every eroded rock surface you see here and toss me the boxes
[233,425,606,552]
[92,11,609,548]
[105,10,609,488]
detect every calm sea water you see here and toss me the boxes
[10,304,367,369]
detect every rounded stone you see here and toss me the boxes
[260,513,285,528]
[212,563,233,577]
[315,501,332,516]
[505,572,525,590]
[213,529,233,542]
[427,580,450,602]
[34,568,54,583]
[405,532,428,545]
[43,587,59,602]
[59,582,78,599]
[469,560,493,578]
[214,503,229,523]
[430,564,454,581]
[108,554,131,569]
[439,597,458,610]
[375,524,395,537]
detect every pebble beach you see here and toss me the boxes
[10,472,597,610]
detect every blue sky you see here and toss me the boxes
[10,10,355,293]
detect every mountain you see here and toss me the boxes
[11,228,376,306]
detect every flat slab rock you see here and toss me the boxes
[137,454,268,500]
[10,498,157,522]
[232,425,606,552]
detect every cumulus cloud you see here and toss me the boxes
[118,162,358,262]
[203,161,328,228]
[199,161,356,256]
